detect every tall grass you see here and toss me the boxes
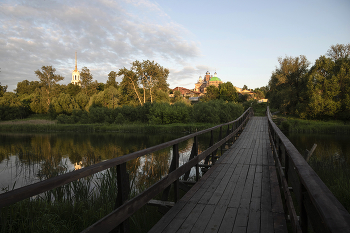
[0,122,215,133]
[0,166,177,233]
[273,116,350,133]
[308,155,350,212]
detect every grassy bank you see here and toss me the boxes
[272,115,350,133]
[0,121,215,133]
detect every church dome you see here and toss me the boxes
[209,77,221,81]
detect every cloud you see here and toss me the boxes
[0,0,201,91]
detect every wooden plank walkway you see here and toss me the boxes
[149,117,287,233]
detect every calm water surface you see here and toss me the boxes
[0,131,216,194]
[286,132,350,162]
[2,130,348,195]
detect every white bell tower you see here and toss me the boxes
[71,52,81,85]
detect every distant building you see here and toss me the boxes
[71,52,81,86]
[194,71,223,94]
[172,87,201,97]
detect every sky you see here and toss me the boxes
[0,0,349,92]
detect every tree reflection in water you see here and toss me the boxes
[0,131,218,195]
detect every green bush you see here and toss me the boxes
[114,113,125,124]
[56,114,75,124]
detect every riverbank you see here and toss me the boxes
[272,115,350,133]
[0,118,215,133]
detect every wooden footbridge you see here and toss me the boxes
[150,116,286,233]
[1,107,350,233]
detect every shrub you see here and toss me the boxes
[56,114,75,124]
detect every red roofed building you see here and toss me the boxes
[172,87,201,97]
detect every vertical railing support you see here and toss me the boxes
[114,163,130,233]
[219,126,223,156]
[204,130,214,166]
[184,136,198,181]
[173,144,179,203]
[210,130,216,165]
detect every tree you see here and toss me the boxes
[306,56,340,118]
[80,67,93,95]
[242,85,248,90]
[118,67,143,105]
[219,82,238,102]
[205,85,219,101]
[93,86,120,109]
[75,92,90,110]
[268,55,310,114]
[34,66,64,106]
[326,43,350,61]
[174,90,183,102]
[106,71,118,89]
[30,88,49,114]
[16,80,41,96]
[0,83,7,97]
[51,93,79,115]
[131,60,169,103]
[65,83,81,96]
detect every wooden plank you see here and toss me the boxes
[218,207,238,233]
[177,203,206,233]
[160,202,197,233]
[190,204,216,232]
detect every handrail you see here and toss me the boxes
[267,106,350,233]
[0,107,253,232]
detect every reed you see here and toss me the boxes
[0,122,214,133]
[308,155,350,212]
[274,116,350,133]
[0,162,192,233]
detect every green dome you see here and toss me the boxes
[209,77,221,81]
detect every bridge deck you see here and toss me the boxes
[149,117,287,233]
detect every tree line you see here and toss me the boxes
[0,59,248,124]
[267,43,350,121]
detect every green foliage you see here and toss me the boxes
[268,44,350,121]
[75,92,90,110]
[268,55,310,115]
[193,100,243,124]
[218,82,238,102]
[0,83,7,97]
[91,86,120,109]
[56,114,75,124]
[29,88,49,114]
[148,102,190,124]
[51,93,79,115]
[106,71,118,89]
[15,80,41,95]
[65,83,81,96]
[204,82,238,102]
[204,85,219,101]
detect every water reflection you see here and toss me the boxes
[0,131,219,194]
[286,132,350,164]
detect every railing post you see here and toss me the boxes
[219,126,223,156]
[173,144,179,203]
[204,130,214,165]
[114,163,130,233]
[210,130,216,165]
[184,136,198,181]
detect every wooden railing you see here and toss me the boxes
[267,106,350,233]
[0,107,253,233]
